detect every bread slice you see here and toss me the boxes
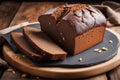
[23,27,67,60]
[11,32,50,61]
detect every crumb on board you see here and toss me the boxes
[109,40,113,43]
[12,70,16,74]
[21,73,27,78]
[7,68,13,72]
[102,47,108,51]
[98,50,102,53]
[79,57,83,61]
[94,48,99,52]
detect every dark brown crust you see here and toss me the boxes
[23,27,67,60]
[39,4,106,35]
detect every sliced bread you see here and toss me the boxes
[23,27,67,60]
[11,32,50,61]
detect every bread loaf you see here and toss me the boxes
[38,4,106,55]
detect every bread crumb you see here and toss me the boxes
[41,51,46,56]
[62,37,65,41]
[102,47,108,51]
[94,48,99,52]
[48,22,51,25]
[79,58,83,61]
[22,55,26,58]
[12,70,16,74]
[98,50,102,53]
[21,73,27,78]
[109,40,113,43]
[15,56,20,59]
[7,68,13,72]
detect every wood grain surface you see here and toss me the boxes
[110,27,120,34]
[0,58,8,78]
[0,1,21,45]
[0,1,21,30]
[10,2,66,26]
[107,66,120,80]
[1,70,22,80]
[86,74,107,80]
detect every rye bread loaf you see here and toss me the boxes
[38,4,106,55]
[11,32,51,61]
[23,27,67,60]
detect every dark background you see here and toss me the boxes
[0,0,120,4]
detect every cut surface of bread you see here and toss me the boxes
[11,32,50,61]
[23,27,67,60]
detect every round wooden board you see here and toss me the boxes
[3,29,120,79]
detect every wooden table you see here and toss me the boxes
[0,1,120,80]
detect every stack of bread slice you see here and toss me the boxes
[11,26,67,61]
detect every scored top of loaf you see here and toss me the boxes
[39,4,106,35]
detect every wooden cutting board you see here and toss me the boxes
[3,29,120,79]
